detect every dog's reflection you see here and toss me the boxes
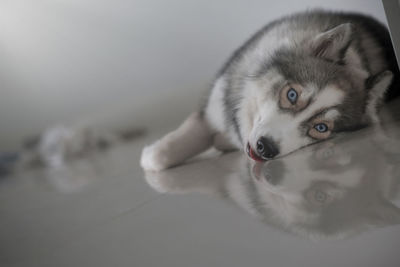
[145,124,400,240]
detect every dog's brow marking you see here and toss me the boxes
[299,86,344,121]
[324,109,340,120]
[256,69,284,96]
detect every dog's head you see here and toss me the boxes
[240,23,393,161]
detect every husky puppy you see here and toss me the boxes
[141,10,399,171]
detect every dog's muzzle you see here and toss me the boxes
[246,137,279,161]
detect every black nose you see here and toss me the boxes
[256,137,279,159]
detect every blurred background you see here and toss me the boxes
[0,0,388,152]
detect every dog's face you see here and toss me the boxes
[243,59,362,160]
[240,23,393,161]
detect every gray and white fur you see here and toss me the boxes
[141,10,399,171]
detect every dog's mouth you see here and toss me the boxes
[246,143,266,162]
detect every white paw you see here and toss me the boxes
[140,141,170,171]
[143,171,170,193]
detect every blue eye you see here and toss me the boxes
[287,88,298,104]
[314,123,328,133]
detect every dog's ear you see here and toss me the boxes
[365,70,393,123]
[310,23,353,61]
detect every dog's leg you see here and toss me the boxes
[140,112,214,171]
[212,132,238,152]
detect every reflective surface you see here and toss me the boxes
[1,101,400,267]
[146,119,400,240]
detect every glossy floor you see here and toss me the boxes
[1,101,400,267]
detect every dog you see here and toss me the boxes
[141,10,399,171]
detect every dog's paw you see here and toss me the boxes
[140,141,170,171]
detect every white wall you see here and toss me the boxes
[0,0,388,150]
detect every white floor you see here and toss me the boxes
[1,101,400,267]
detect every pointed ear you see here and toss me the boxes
[365,70,393,123]
[310,23,353,61]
